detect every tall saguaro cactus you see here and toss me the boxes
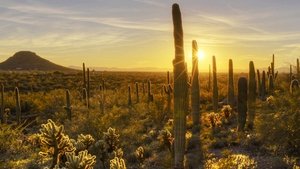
[135,82,139,103]
[290,65,293,82]
[257,69,261,97]
[128,85,132,106]
[212,56,218,112]
[247,61,256,130]
[147,80,154,102]
[271,54,275,78]
[261,71,266,100]
[191,40,200,127]
[297,58,299,79]
[82,88,88,108]
[228,59,234,108]
[268,75,274,93]
[172,3,189,169]
[64,90,72,120]
[237,77,247,132]
[208,64,211,91]
[15,87,21,124]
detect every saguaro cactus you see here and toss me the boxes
[147,80,154,102]
[261,71,266,100]
[297,58,299,79]
[257,70,261,97]
[237,77,247,132]
[228,59,234,108]
[271,54,275,78]
[87,68,90,108]
[247,61,256,130]
[208,64,211,91]
[128,86,132,106]
[0,84,4,123]
[268,75,274,93]
[172,3,189,169]
[15,87,21,124]
[64,90,72,120]
[82,88,88,108]
[164,71,173,114]
[191,40,200,127]
[83,63,86,90]
[290,79,299,94]
[290,65,293,82]
[212,56,218,112]
[135,82,139,103]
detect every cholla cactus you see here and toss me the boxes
[39,119,75,168]
[158,129,174,153]
[110,157,127,169]
[3,108,10,124]
[135,146,145,164]
[114,148,124,158]
[65,150,96,169]
[77,134,95,149]
[103,127,120,152]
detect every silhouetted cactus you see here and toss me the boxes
[128,85,132,106]
[208,64,211,91]
[164,71,173,114]
[257,70,261,97]
[87,68,90,108]
[237,77,247,132]
[261,71,266,100]
[39,119,74,168]
[191,40,200,127]
[83,63,86,90]
[247,61,256,130]
[290,65,293,82]
[65,150,96,169]
[147,80,154,102]
[297,58,299,79]
[271,54,275,78]
[172,3,189,169]
[228,59,234,108]
[64,90,72,120]
[142,82,145,96]
[268,74,274,93]
[135,82,139,103]
[82,88,88,108]
[212,56,218,112]
[290,79,299,94]
[0,84,4,123]
[15,87,21,124]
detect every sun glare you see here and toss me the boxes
[198,50,205,60]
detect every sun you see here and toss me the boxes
[198,50,205,60]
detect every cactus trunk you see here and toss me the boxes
[297,58,299,79]
[65,90,72,120]
[87,68,90,108]
[237,77,247,132]
[191,40,200,127]
[228,59,234,108]
[212,56,218,112]
[257,69,261,98]
[128,85,132,106]
[172,3,188,169]
[268,75,274,94]
[247,61,256,130]
[135,82,139,103]
[261,71,266,100]
[15,87,21,124]
[0,84,3,123]
[147,80,153,102]
[164,71,173,114]
[290,65,293,82]
[83,63,86,95]
[82,88,88,108]
[208,64,211,91]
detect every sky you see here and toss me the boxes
[1,0,300,72]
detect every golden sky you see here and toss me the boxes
[1,0,300,72]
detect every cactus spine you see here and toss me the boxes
[228,59,234,108]
[164,71,173,114]
[135,82,139,103]
[191,40,200,127]
[64,90,72,120]
[237,77,247,132]
[15,87,21,124]
[247,61,256,130]
[212,56,218,112]
[128,85,132,106]
[172,3,189,169]
[0,84,3,123]
[147,80,153,102]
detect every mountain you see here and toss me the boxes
[0,51,75,71]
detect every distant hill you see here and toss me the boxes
[0,51,76,71]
